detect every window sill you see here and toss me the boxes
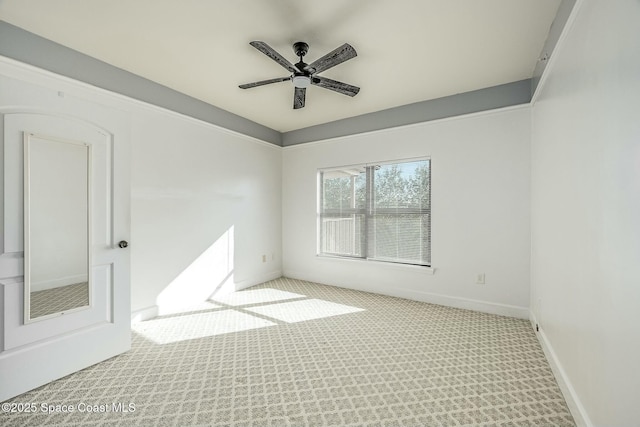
[316,254,435,275]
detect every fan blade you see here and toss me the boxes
[249,41,298,73]
[305,43,357,74]
[312,76,360,97]
[239,77,291,89]
[293,87,306,109]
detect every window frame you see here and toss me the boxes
[317,156,431,268]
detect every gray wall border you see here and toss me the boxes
[0,20,281,145]
[531,0,577,96]
[281,80,532,146]
[1,11,574,147]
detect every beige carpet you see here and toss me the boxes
[0,277,575,426]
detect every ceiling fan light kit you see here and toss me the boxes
[292,75,311,88]
[239,41,360,109]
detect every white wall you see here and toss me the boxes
[283,107,532,317]
[0,57,283,317]
[530,0,640,425]
[130,107,282,314]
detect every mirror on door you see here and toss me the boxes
[24,133,91,322]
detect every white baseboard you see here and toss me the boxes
[398,288,529,319]
[529,311,592,427]
[234,270,282,291]
[131,305,158,323]
[283,270,529,319]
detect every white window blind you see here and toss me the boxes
[318,158,431,267]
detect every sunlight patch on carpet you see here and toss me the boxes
[211,287,305,306]
[244,298,365,323]
[132,309,276,344]
[157,300,224,316]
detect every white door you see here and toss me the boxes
[0,111,130,401]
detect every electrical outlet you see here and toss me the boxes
[476,273,485,284]
[262,255,267,263]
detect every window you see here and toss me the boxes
[318,158,431,267]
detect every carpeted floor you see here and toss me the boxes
[0,277,575,426]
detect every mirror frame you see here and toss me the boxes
[23,132,93,324]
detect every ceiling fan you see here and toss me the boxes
[239,41,360,109]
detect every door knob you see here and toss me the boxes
[118,240,129,248]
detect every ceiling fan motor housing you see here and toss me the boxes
[292,42,312,87]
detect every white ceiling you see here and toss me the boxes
[0,0,561,132]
